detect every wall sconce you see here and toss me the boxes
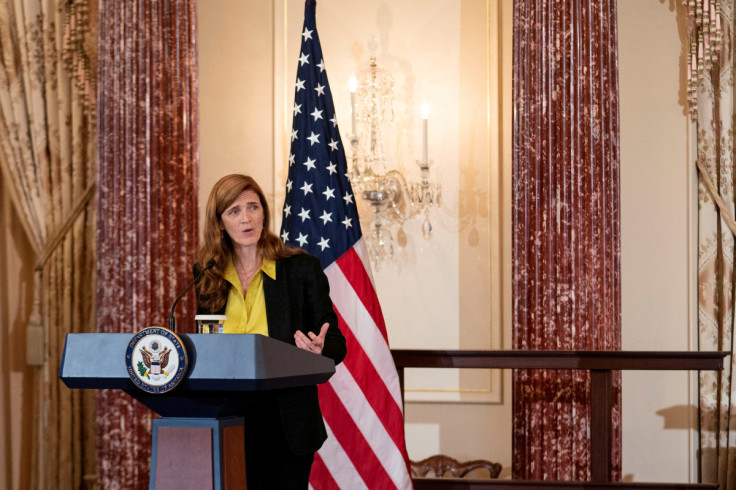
[347,47,441,269]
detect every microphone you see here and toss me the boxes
[168,258,216,333]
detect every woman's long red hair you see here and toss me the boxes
[196,174,303,312]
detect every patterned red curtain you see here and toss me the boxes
[95,1,199,487]
[512,0,622,481]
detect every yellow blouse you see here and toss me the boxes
[222,258,276,335]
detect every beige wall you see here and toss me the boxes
[618,0,695,482]
[198,0,696,482]
[198,0,276,220]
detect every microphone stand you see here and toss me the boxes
[168,259,215,333]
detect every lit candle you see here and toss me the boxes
[349,76,358,136]
[421,101,430,163]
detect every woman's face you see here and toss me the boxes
[220,190,264,249]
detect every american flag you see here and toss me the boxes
[280,2,413,489]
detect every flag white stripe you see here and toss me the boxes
[318,419,370,490]
[325,262,404,408]
[352,238,377,290]
[331,363,414,489]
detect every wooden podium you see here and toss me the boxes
[59,333,336,489]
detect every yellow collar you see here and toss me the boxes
[224,257,276,285]
[261,258,276,279]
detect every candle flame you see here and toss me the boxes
[348,76,358,93]
[421,101,430,119]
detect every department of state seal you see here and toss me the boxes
[125,327,187,394]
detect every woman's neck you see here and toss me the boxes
[233,245,261,271]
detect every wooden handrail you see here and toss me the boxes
[411,479,718,489]
[391,349,727,371]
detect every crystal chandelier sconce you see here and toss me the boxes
[347,50,442,268]
[684,0,724,120]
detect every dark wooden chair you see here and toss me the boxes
[410,454,502,479]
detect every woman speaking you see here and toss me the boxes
[194,173,346,489]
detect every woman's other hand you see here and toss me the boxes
[294,323,329,355]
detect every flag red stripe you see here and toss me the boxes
[336,247,389,342]
[318,381,398,489]
[309,453,341,490]
[336,309,409,457]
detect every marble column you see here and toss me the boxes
[512,0,622,480]
[95,1,199,487]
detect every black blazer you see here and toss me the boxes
[195,253,347,454]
